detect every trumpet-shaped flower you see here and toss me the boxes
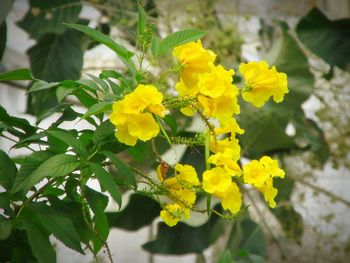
[260,156,285,178]
[215,118,244,137]
[243,160,270,187]
[160,203,190,227]
[257,178,278,208]
[210,137,241,162]
[174,163,200,186]
[216,182,242,214]
[239,61,288,108]
[208,150,242,176]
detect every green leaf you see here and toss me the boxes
[228,218,266,257]
[101,151,135,186]
[163,115,177,135]
[0,0,14,24]
[156,29,206,58]
[296,8,350,71]
[85,186,109,214]
[0,68,35,81]
[91,208,109,254]
[65,23,133,59]
[107,194,160,231]
[23,221,56,263]
[236,253,265,263]
[27,80,60,93]
[0,150,17,190]
[46,130,88,157]
[31,203,83,253]
[82,101,113,119]
[0,219,12,240]
[92,120,114,145]
[87,73,110,92]
[151,36,161,58]
[12,154,80,194]
[56,85,76,103]
[218,250,233,263]
[143,207,221,254]
[17,0,82,39]
[137,4,147,38]
[0,21,7,61]
[99,70,132,91]
[90,163,122,207]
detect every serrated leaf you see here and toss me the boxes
[107,194,160,231]
[101,151,135,186]
[156,29,206,58]
[82,101,113,119]
[46,130,88,157]
[17,0,82,39]
[0,150,17,190]
[90,163,122,207]
[0,68,35,81]
[12,154,80,194]
[296,8,350,71]
[31,203,83,253]
[85,186,108,214]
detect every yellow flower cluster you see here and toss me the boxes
[158,163,200,227]
[243,156,285,208]
[109,84,168,146]
[239,61,288,108]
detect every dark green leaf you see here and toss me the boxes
[56,85,76,103]
[85,186,108,214]
[82,101,113,119]
[156,29,206,58]
[0,218,12,240]
[0,0,14,24]
[91,208,109,254]
[296,8,350,71]
[90,163,122,207]
[0,68,35,81]
[236,253,265,263]
[101,151,135,186]
[92,120,114,145]
[46,130,88,157]
[0,150,17,190]
[143,208,221,254]
[163,115,177,135]
[0,21,7,61]
[65,23,133,59]
[12,154,80,194]
[31,203,83,253]
[17,0,82,38]
[107,194,160,231]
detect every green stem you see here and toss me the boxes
[205,130,211,214]
[155,116,172,146]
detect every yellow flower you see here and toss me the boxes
[210,137,241,162]
[175,78,199,97]
[239,61,288,108]
[203,167,232,193]
[173,40,216,87]
[198,85,240,122]
[170,187,197,207]
[198,65,234,98]
[208,151,242,176]
[216,182,242,214]
[127,113,160,141]
[174,163,200,186]
[260,156,285,178]
[257,178,278,208]
[160,203,189,227]
[114,125,137,146]
[215,118,244,137]
[243,160,270,187]
[109,100,129,126]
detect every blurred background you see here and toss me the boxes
[1,0,350,262]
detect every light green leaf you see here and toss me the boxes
[156,29,206,58]
[0,150,17,190]
[17,0,82,38]
[82,101,113,119]
[65,23,133,59]
[87,73,110,92]
[218,250,233,263]
[31,204,83,253]
[92,120,114,146]
[56,85,76,103]
[137,4,147,37]
[0,68,35,81]
[13,154,80,194]
[27,80,60,93]
[101,151,135,186]
[151,36,161,58]
[90,163,122,207]
[46,130,88,157]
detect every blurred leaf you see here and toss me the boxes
[236,252,265,263]
[0,68,35,81]
[30,203,83,253]
[272,205,303,244]
[156,29,206,58]
[17,0,82,38]
[0,21,7,61]
[0,0,14,24]
[0,150,17,191]
[143,208,221,254]
[296,8,350,71]
[12,154,80,194]
[27,80,59,93]
[218,250,233,263]
[0,218,12,240]
[163,115,177,135]
[137,4,147,38]
[274,176,294,203]
[90,163,122,207]
[46,130,88,157]
[228,218,266,258]
[107,194,160,231]
[151,36,161,58]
